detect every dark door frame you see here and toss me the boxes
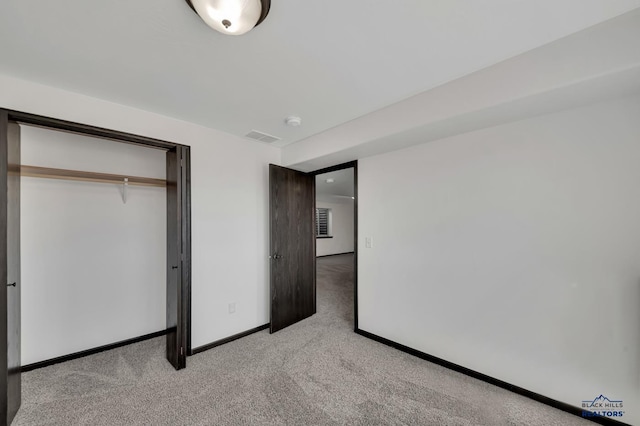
[1,113,21,425]
[0,109,192,366]
[310,161,358,331]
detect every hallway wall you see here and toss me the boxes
[316,200,354,257]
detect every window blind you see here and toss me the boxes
[316,207,330,237]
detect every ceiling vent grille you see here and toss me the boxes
[245,130,281,144]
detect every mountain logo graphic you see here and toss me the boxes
[582,395,622,407]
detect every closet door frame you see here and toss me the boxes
[0,108,193,365]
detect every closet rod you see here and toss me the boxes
[21,165,166,187]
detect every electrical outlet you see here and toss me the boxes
[228,302,236,314]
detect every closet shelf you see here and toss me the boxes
[21,165,166,187]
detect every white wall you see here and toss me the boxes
[21,125,166,365]
[358,94,640,424]
[0,74,280,352]
[316,200,354,257]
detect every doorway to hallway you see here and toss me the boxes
[314,164,357,329]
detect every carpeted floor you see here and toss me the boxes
[14,254,590,425]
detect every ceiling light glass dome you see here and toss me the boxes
[187,0,270,35]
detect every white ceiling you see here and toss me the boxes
[0,1,639,148]
[316,168,354,203]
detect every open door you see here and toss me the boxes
[166,146,190,369]
[1,115,21,424]
[269,164,315,333]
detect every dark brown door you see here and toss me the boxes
[1,116,21,424]
[269,164,315,333]
[166,147,189,369]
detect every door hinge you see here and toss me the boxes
[180,346,184,356]
[181,253,184,261]
[181,159,185,167]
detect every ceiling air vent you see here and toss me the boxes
[245,130,281,144]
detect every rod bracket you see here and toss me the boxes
[122,177,129,203]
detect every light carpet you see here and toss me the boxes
[14,254,590,425]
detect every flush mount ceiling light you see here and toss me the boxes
[185,0,271,35]
[285,116,302,127]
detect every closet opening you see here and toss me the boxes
[1,109,191,424]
